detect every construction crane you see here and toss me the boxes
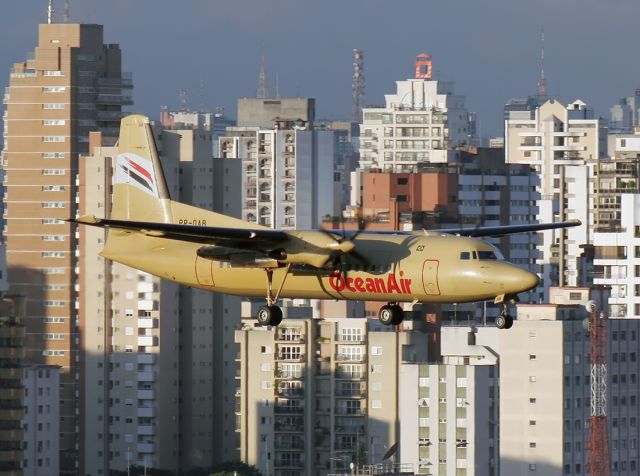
[586,300,610,476]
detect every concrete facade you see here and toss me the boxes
[22,365,60,476]
[1,23,132,473]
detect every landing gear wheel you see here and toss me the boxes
[496,314,513,330]
[378,304,404,326]
[504,314,513,329]
[257,305,283,326]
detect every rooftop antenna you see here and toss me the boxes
[537,27,547,101]
[47,0,54,24]
[352,49,365,123]
[63,0,70,22]
[257,54,269,99]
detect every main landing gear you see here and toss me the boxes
[495,304,513,330]
[255,267,290,327]
[378,303,404,326]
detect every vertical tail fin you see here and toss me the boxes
[111,115,172,223]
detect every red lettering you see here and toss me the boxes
[365,278,377,292]
[354,277,366,292]
[387,274,401,293]
[374,278,386,293]
[329,273,345,292]
[403,278,412,294]
[346,278,356,292]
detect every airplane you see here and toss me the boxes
[72,115,581,329]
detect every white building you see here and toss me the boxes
[399,327,499,475]
[505,99,604,299]
[359,59,469,171]
[23,365,60,476]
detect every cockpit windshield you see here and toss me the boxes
[459,246,505,261]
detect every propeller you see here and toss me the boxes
[323,216,370,278]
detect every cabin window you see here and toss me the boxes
[472,251,478,259]
[460,252,470,260]
[478,251,498,260]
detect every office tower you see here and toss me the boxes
[476,287,640,475]
[220,99,345,229]
[505,99,604,299]
[22,365,60,475]
[0,286,25,476]
[79,123,242,474]
[235,310,429,476]
[359,54,469,171]
[2,23,132,472]
[399,327,499,475]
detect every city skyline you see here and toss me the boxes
[1,0,640,137]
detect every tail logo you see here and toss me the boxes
[115,153,159,198]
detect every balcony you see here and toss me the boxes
[137,354,155,364]
[97,93,133,105]
[274,405,304,414]
[274,423,304,432]
[137,425,155,436]
[335,407,365,416]
[137,319,156,329]
[137,335,157,347]
[276,354,305,362]
[137,443,154,454]
[137,371,155,382]
[137,406,155,418]
[137,389,154,400]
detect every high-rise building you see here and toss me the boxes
[399,327,499,476]
[2,23,132,472]
[359,55,469,171]
[609,89,640,133]
[505,99,604,299]
[78,121,242,474]
[220,99,345,229]
[476,287,640,475]
[234,309,429,476]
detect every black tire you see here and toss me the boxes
[378,305,395,326]
[504,314,513,329]
[391,305,404,325]
[257,305,283,326]
[496,314,507,330]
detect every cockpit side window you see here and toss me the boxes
[478,251,498,260]
[460,252,470,260]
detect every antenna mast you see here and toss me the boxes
[179,89,188,112]
[537,27,547,100]
[352,49,365,123]
[587,301,610,476]
[47,0,54,24]
[257,54,269,99]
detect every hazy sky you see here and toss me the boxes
[2,0,639,137]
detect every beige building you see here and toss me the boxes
[505,100,603,299]
[78,126,242,474]
[2,23,131,472]
[235,306,429,476]
[476,287,640,475]
[399,327,499,476]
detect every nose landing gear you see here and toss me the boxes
[255,265,290,327]
[378,303,404,326]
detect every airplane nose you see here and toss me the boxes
[500,265,539,294]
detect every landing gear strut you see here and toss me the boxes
[378,303,404,326]
[255,266,290,327]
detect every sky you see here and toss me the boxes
[1,0,640,138]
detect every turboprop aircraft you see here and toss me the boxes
[72,115,581,329]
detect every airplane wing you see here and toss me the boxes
[430,219,582,237]
[70,216,289,249]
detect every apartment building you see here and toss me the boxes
[235,310,429,476]
[2,23,132,472]
[359,55,469,171]
[400,327,499,475]
[78,123,242,474]
[476,287,640,475]
[219,100,345,230]
[505,99,604,299]
[22,365,60,475]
